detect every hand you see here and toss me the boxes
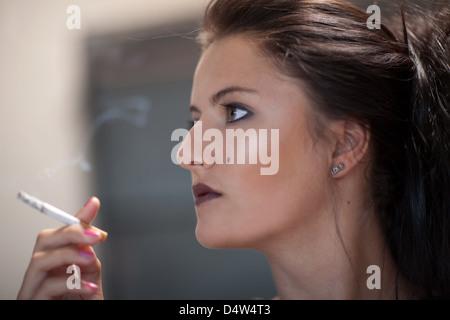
[17,197,104,300]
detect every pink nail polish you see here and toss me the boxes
[84,228,101,238]
[83,198,92,208]
[79,249,94,259]
[84,282,98,291]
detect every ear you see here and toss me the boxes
[329,120,370,178]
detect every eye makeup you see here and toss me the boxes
[221,102,253,123]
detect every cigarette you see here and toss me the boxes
[17,191,108,242]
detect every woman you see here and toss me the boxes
[18,0,449,299]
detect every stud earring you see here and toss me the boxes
[330,163,345,176]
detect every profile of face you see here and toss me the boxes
[179,35,336,252]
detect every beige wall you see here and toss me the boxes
[0,0,204,299]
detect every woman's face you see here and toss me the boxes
[180,35,332,251]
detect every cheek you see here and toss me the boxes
[241,135,327,232]
[196,127,328,249]
[224,128,279,175]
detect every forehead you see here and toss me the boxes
[190,35,316,129]
[192,35,284,96]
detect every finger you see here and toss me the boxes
[75,197,100,225]
[76,197,107,242]
[33,246,98,275]
[18,246,99,300]
[31,276,99,300]
[76,245,102,274]
[34,224,102,252]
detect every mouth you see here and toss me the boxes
[192,183,222,206]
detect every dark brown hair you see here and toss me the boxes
[198,0,450,298]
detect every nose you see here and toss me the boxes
[177,121,214,172]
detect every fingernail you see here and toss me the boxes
[84,228,101,238]
[83,197,93,208]
[84,281,98,291]
[78,249,94,259]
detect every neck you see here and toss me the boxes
[260,200,406,299]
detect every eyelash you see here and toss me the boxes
[222,102,252,123]
[186,120,195,130]
[187,102,252,129]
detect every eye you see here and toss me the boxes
[224,103,252,123]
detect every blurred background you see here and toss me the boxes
[0,0,276,300]
[0,0,431,299]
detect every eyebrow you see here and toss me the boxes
[189,86,258,114]
[210,86,258,105]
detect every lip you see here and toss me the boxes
[192,183,222,206]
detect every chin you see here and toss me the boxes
[195,223,257,250]
[195,223,239,248]
[195,225,228,249]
